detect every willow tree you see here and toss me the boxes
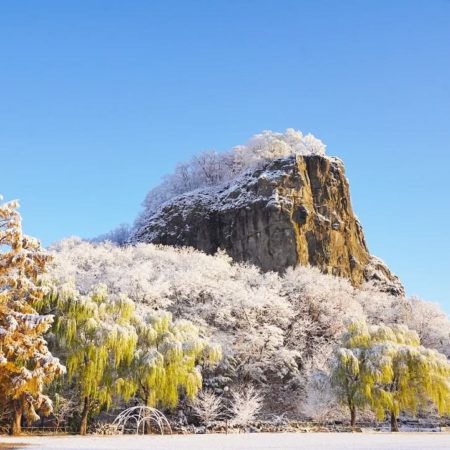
[333,320,450,431]
[53,283,138,435]
[331,321,371,429]
[366,324,450,431]
[131,311,222,409]
[0,196,65,435]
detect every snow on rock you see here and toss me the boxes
[135,129,327,227]
[131,154,403,294]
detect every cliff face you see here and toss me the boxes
[132,155,404,295]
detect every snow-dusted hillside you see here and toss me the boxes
[49,239,450,416]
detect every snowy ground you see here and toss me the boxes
[1,433,449,450]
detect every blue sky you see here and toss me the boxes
[1,1,449,312]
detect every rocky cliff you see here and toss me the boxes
[131,154,404,295]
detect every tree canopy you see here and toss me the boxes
[0,196,65,435]
[51,282,221,434]
[332,321,450,430]
[132,311,222,408]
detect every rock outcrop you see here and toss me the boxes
[132,155,404,295]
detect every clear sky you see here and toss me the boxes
[1,1,449,312]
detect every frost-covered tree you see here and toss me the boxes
[331,322,371,428]
[190,390,223,428]
[52,283,138,435]
[403,297,450,358]
[228,385,263,427]
[131,311,222,409]
[282,266,364,378]
[365,324,450,431]
[356,287,450,357]
[0,196,65,435]
[91,224,132,245]
[333,320,450,431]
[136,129,326,225]
[302,372,343,425]
[233,129,325,171]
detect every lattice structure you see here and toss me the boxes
[112,406,172,435]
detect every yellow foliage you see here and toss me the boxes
[132,311,221,408]
[54,284,138,411]
[51,281,222,428]
[333,319,450,424]
[0,197,65,430]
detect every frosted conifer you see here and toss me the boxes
[0,196,65,435]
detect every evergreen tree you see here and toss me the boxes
[0,196,65,435]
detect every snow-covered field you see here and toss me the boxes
[1,433,449,450]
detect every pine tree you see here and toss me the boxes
[0,196,65,435]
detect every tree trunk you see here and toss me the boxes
[142,393,150,435]
[11,399,23,435]
[80,396,90,435]
[350,405,356,430]
[390,412,399,432]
